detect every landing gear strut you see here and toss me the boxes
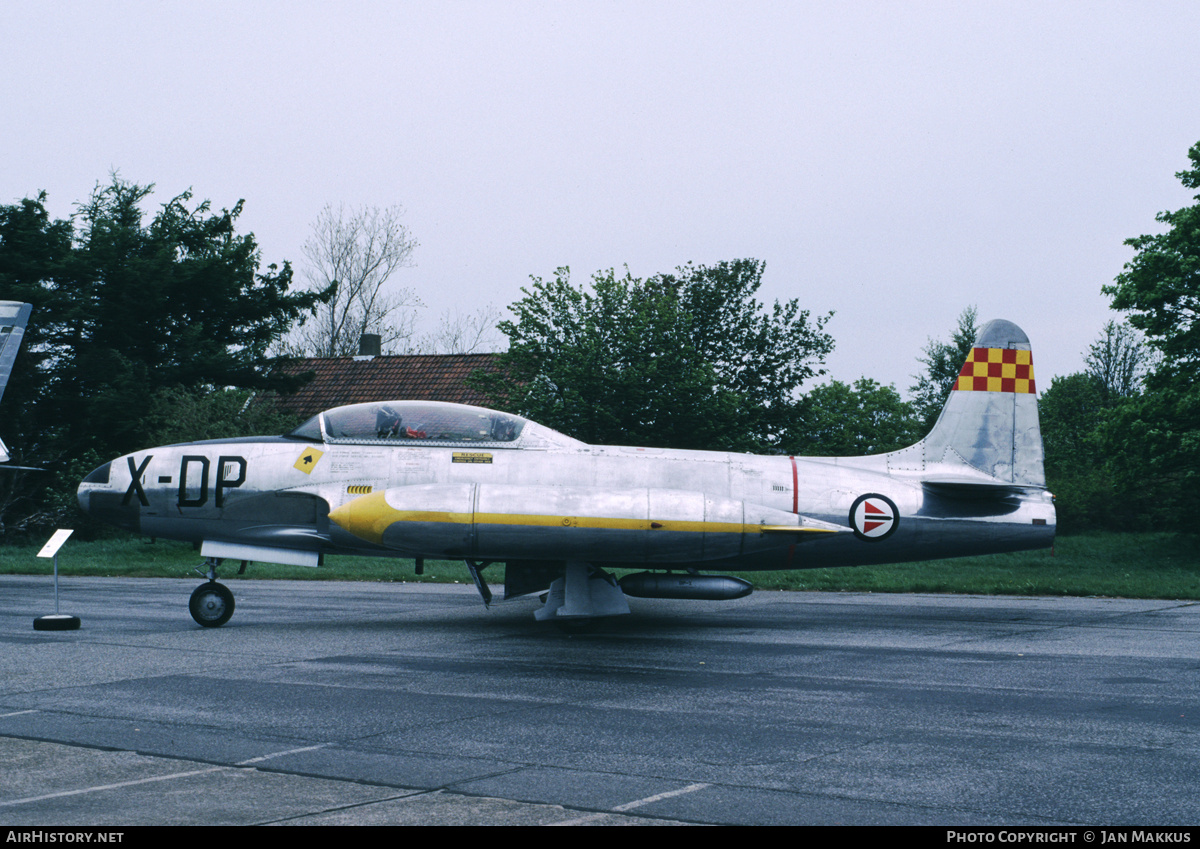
[534,561,630,623]
[189,557,235,628]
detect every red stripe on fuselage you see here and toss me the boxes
[787,455,798,568]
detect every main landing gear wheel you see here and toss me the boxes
[189,581,235,628]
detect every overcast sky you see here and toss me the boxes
[4,0,1199,395]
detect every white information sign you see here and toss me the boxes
[37,528,74,559]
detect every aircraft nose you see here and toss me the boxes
[77,460,140,531]
[76,461,109,515]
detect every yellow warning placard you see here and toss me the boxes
[294,447,324,474]
[452,452,493,464]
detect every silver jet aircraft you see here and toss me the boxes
[77,319,1054,627]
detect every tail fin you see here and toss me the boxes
[0,301,33,464]
[889,319,1045,487]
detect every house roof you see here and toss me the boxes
[273,352,503,420]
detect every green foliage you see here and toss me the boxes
[143,387,305,447]
[1104,141,1200,383]
[653,260,836,448]
[478,260,834,451]
[788,377,919,456]
[1098,140,1200,529]
[908,306,978,435]
[1038,372,1122,532]
[1094,387,1200,527]
[1040,372,1106,472]
[0,176,329,534]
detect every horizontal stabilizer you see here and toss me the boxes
[921,477,1034,493]
[0,464,45,473]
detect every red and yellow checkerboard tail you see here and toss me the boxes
[954,346,1036,395]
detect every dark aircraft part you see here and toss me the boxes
[78,489,141,532]
[619,572,753,601]
[465,560,493,608]
[918,483,1023,518]
[189,581,234,628]
[222,490,329,525]
[503,560,564,600]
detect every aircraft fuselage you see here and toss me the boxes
[80,434,1055,573]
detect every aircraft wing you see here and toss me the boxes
[758,515,850,536]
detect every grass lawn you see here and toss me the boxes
[2,532,1197,600]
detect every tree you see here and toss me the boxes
[477,260,833,451]
[1037,372,1120,532]
[1099,140,1200,527]
[908,306,978,435]
[1085,319,1151,402]
[1041,322,1164,532]
[0,194,73,459]
[653,260,836,447]
[787,378,919,456]
[0,193,74,534]
[288,203,420,357]
[0,177,329,533]
[1104,141,1200,382]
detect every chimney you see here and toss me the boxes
[357,333,382,358]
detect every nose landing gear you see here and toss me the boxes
[189,558,235,628]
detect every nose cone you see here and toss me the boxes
[77,460,140,531]
[77,461,110,512]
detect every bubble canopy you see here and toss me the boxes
[286,400,582,450]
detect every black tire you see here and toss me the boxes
[33,614,81,631]
[189,581,235,628]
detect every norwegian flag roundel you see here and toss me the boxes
[849,493,899,542]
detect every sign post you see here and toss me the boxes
[33,528,80,631]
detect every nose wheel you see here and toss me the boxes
[189,558,235,627]
[189,581,235,627]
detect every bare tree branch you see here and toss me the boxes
[412,304,505,354]
[289,203,421,356]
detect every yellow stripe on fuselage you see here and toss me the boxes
[391,510,749,535]
[328,492,785,546]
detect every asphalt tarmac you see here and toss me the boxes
[1,574,1198,826]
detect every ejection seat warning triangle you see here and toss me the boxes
[294,448,324,474]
